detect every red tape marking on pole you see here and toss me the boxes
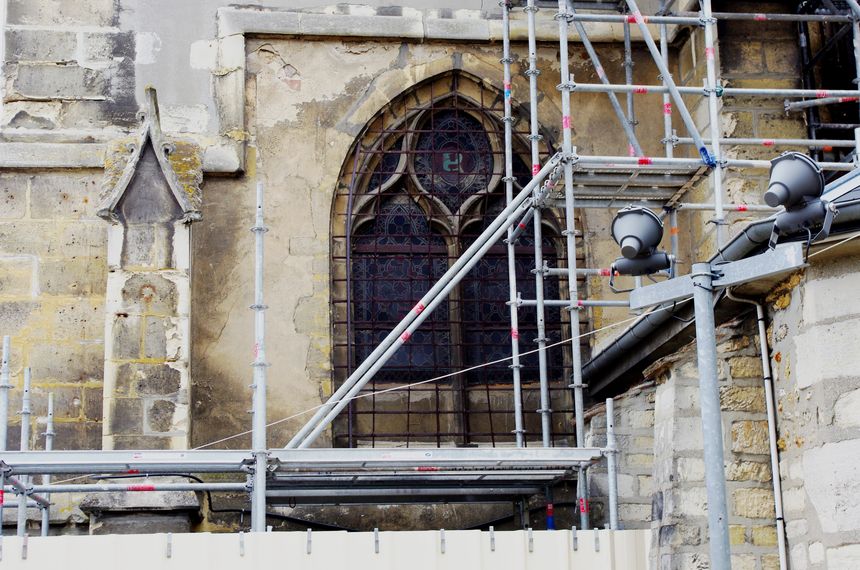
[532,164,540,176]
[816,90,830,98]
[736,204,748,212]
[127,485,156,492]
[413,303,425,315]
[600,268,611,276]
[664,102,672,115]
[762,139,775,147]
[563,116,571,129]
[0,489,4,506]
[579,498,590,513]
[511,328,520,340]
[415,466,440,472]
[400,331,411,342]
[705,47,715,60]
[754,13,767,21]
[638,157,653,165]
[634,86,648,94]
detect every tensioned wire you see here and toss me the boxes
[193,296,694,450]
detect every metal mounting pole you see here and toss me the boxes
[17,367,31,537]
[501,0,526,448]
[41,393,54,537]
[250,181,269,532]
[557,0,589,530]
[605,398,619,530]
[701,0,726,246]
[1,335,10,452]
[691,263,731,570]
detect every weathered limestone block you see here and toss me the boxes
[728,356,763,379]
[720,385,766,413]
[733,488,775,519]
[731,420,770,454]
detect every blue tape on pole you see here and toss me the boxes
[699,147,717,167]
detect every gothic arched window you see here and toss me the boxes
[331,73,582,448]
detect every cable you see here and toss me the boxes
[194,297,695,450]
[807,229,860,258]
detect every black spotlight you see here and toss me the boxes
[610,206,672,277]
[765,151,837,249]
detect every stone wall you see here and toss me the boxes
[644,316,778,570]
[767,246,860,569]
[0,170,105,451]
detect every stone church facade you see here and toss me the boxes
[2,0,860,568]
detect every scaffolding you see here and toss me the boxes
[1,3,859,563]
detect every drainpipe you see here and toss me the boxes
[724,289,788,570]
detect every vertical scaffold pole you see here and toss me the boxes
[525,0,552,447]
[0,335,10,452]
[41,393,54,537]
[851,13,860,165]
[659,0,674,158]
[691,263,732,570]
[605,398,619,530]
[17,367,31,537]
[557,0,589,529]
[701,0,727,246]
[250,181,269,532]
[501,0,526,448]
[623,19,637,156]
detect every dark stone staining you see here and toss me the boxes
[147,399,176,432]
[109,398,143,435]
[652,490,664,521]
[112,313,141,360]
[116,363,181,397]
[376,6,402,16]
[440,8,454,18]
[116,145,183,269]
[0,301,39,336]
[120,273,178,315]
[57,422,103,450]
[83,386,104,420]
[112,435,174,450]
[143,317,169,360]
[659,524,676,547]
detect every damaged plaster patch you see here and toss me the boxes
[248,40,398,127]
[1,100,62,128]
[135,32,161,65]
[160,104,209,133]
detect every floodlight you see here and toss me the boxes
[765,152,837,249]
[609,206,672,278]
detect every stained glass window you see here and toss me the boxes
[413,110,494,212]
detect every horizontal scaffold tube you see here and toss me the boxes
[573,154,855,171]
[291,155,566,449]
[6,482,249,494]
[675,10,853,22]
[785,96,860,112]
[674,136,857,148]
[517,299,631,308]
[570,82,860,99]
[566,13,702,25]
